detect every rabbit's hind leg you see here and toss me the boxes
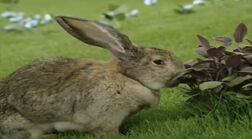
[0,110,31,139]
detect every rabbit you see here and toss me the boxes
[0,16,185,139]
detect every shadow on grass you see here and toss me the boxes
[119,102,189,135]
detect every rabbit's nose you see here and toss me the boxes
[170,69,185,81]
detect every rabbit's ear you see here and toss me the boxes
[56,16,133,54]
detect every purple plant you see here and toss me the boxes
[176,24,252,114]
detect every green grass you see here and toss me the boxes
[1,0,252,138]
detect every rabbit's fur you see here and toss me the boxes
[0,16,184,139]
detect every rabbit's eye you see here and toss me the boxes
[153,59,165,65]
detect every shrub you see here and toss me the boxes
[177,24,252,118]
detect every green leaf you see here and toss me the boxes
[239,67,252,74]
[223,91,236,100]
[226,75,252,87]
[242,83,252,91]
[244,55,252,64]
[235,93,252,99]
[199,81,223,91]
[224,91,252,100]
[222,76,236,82]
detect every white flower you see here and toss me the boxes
[107,11,115,17]
[183,4,194,11]
[4,25,15,31]
[1,12,16,18]
[25,20,38,28]
[33,14,41,20]
[193,0,206,5]
[40,14,52,24]
[126,9,139,17]
[10,16,23,23]
[144,0,157,6]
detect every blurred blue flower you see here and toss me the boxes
[44,14,52,20]
[10,16,23,23]
[19,17,32,24]
[193,0,206,5]
[40,14,52,24]
[25,20,38,28]
[33,14,41,20]
[126,9,139,17]
[1,12,16,18]
[4,25,15,31]
[183,4,194,11]
[1,11,53,31]
[107,11,116,17]
[103,11,116,20]
[144,0,157,6]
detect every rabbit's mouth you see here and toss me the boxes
[164,75,181,88]
[165,70,188,87]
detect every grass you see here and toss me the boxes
[1,0,252,138]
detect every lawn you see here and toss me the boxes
[1,0,252,138]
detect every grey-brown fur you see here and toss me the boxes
[0,16,184,139]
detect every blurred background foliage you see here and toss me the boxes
[1,0,251,78]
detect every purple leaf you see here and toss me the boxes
[197,35,211,49]
[190,70,209,81]
[207,47,225,58]
[214,37,232,47]
[246,39,252,45]
[234,23,247,43]
[235,46,252,54]
[192,60,214,68]
[242,46,252,54]
[225,54,242,68]
[184,60,196,68]
[195,45,209,58]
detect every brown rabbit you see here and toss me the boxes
[0,16,185,139]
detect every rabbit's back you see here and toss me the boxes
[4,58,109,122]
